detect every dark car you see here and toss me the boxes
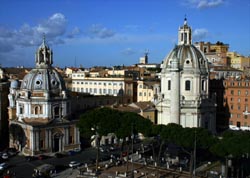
[25,156,37,161]
[38,155,50,160]
[55,153,66,158]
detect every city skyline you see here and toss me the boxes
[0,0,249,68]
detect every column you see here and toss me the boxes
[48,130,52,148]
[30,128,34,153]
[36,131,39,151]
[65,127,69,145]
[45,129,48,149]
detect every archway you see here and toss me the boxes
[9,124,26,151]
[53,132,63,152]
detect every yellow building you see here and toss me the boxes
[227,52,250,71]
[137,80,159,102]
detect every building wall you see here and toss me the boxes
[224,76,250,130]
[137,80,154,102]
[72,72,133,97]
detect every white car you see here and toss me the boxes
[69,161,81,168]
[0,163,8,170]
[2,153,8,160]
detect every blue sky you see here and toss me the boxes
[0,0,249,68]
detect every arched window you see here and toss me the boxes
[202,80,206,91]
[34,105,42,115]
[185,80,191,91]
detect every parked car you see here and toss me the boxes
[55,153,66,158]
[67,150,76,156]
[0,163,9,171]
[38,155,50,160]
[6,147,18,156]
[68,161,81,168]
[25,156,37,161]
[1,153,8,160]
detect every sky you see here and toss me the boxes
[0,0,249,68]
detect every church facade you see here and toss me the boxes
[155,19,216,133]
[8,37,80,156]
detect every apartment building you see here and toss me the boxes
[227,52,250,71]
[137,79,159,102]
[194,41,229,66]
[223,75,250,130]
[71,69,134,98]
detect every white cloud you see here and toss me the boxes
[67,27,81,38]
[86,24,116,39]
[183,0,224,9]
[193,28,209,41]
[121,48,137,56]
[0,13,67,54]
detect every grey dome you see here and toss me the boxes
[20,36,65,94]
[10,80,19,89]
[161,44,209,74]
[20,68,66,93]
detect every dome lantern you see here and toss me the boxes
[178,17,192,45]
[35,34,53,69]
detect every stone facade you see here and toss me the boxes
[155,18,216,133]
[8,37,80,156]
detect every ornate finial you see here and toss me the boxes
[184,14,187,25]
[42,33,46,45]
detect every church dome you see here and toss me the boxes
[20,68,66,93]
[161,18,209,75]
[161,44,208,74]
[20,36,66,94]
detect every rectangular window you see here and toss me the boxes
[40,140,44,148]
[168,80,171,90]
[238,90,241,96]
[185,80,191,91]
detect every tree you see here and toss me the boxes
[77,107,153,171]
[210,131,250,177]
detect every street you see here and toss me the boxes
[3,148,99,178]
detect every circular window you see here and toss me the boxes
[36,80,41,85]
[186,60,190,64]
[51,79,57,86]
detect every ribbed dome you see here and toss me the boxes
[20,68,66,93]
[20,36,66,94]
[161,44,208,74]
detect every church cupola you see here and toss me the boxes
[178,17,192,45]
[35,35,53,68]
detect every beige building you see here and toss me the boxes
[137,80,159,102]
[227,52,250,71]
[194,41,229,66]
